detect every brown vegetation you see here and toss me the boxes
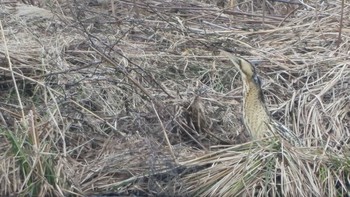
[0,0,349,196]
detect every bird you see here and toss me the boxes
[220,49,302,146]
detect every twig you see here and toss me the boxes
[278,5,300,27]
[152,102,177,163]
[270,0,302,5]
[0,21,25,119]
[90,46,165,110]
[336,0,345,48]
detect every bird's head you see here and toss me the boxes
[220,49,261,87]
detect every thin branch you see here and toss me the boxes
[336,0,345,48]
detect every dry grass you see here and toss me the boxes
[0,0,349,196]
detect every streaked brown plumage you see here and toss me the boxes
[221,50,301,146]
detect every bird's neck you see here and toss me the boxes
[242,82,271,139]
[243,82,266,105]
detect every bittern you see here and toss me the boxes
[220,50,301,146]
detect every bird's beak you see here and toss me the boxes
[219,49,241,70]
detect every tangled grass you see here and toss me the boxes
[0,0,349,196]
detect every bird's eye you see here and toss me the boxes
[253,75,261,86]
